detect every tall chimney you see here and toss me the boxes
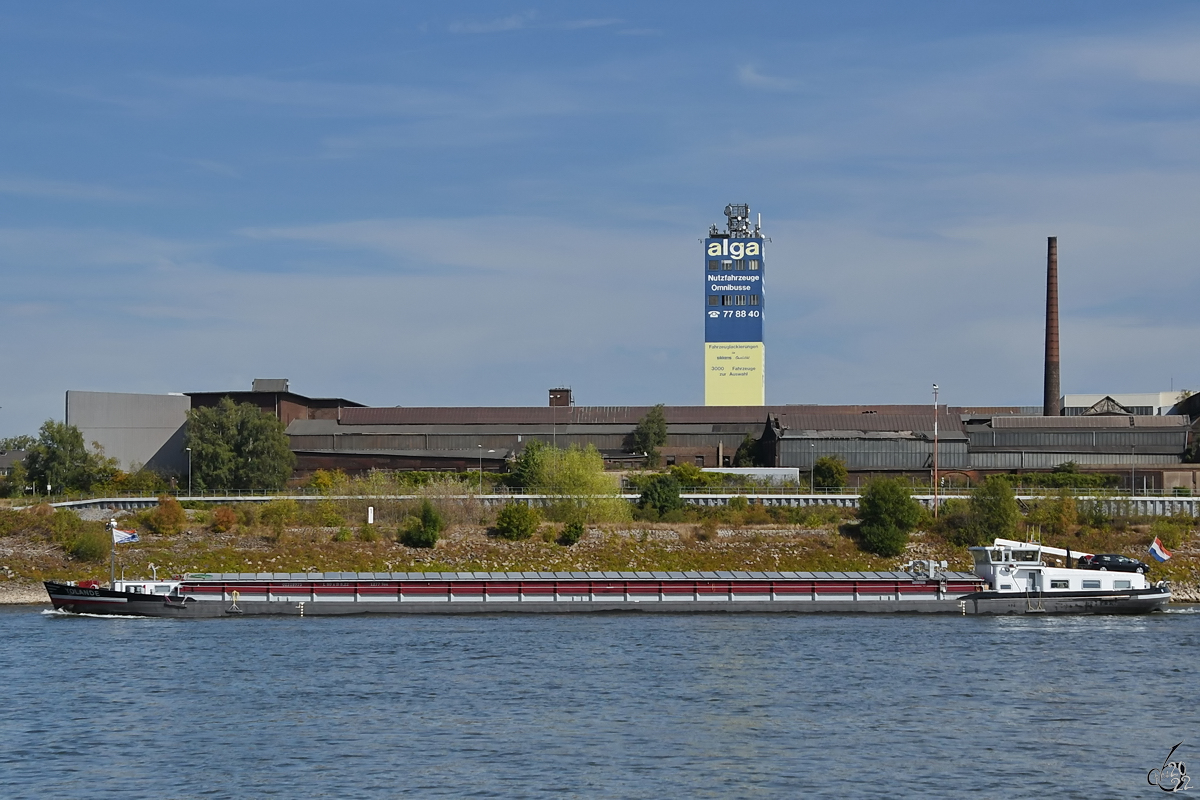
[1043,236,1061,416]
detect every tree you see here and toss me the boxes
[857,478,921,556]
[813,456,849,489]
[640,474,683,516]
[24,420,118,494]
[965,476,1020,545]
[509,442,627,522]
[400,499,444,548]
[732,434,770,468]
[0,435,36,451]
[184,397,295,492]
[630,404,668,467]
[494,502,541,540]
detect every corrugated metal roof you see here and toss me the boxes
[776,414,967,436]
[339,404,1016,426]
[990,415,1189,429]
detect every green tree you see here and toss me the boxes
[857,478,921,556]
[630,404,668,467]
[813,456,849,489]
[510,439,551,489]
[494,502,541,540]
[1,459,28,498]
[0,435,36,451]
[24,420,118,493]
[965,476,1020,545]
[510,442,628,522]
[400,499,444,548]
[558,520,585,546]
[640,474,684,516]
[184,397,295,492]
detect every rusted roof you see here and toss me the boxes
[776,414,967,437]
[339,404,1005,427]
[989,415,1190,429]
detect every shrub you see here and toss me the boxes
[66,530,109,562]
[727,495,749,513]
[813,456,849,489]
[1151,515,1194,550]
[356,524,380,543]
[147,495,187,535]
[399,499,444,548]
[211,506,238,533]
[332,526,354,542]
[857,478,921,556]
[308,500,345,528]
[696,518,719,542]
[494,503,541,540]
[558,520,585,546]
[236,504,260,528]
[640,475,683,516]
[260,499,299,533]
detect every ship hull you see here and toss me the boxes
[44,578,1170,618]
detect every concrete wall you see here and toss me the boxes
[65,391,190,475]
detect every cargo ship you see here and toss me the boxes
[43,539,1169,617]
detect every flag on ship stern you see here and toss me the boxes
[1149,537,1172,563]
[112,528,139,544]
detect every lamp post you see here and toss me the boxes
[932,383,939,519]
[810,441,815,493]
[1131,445,1136,497]
[186,447,192,497]
[478,446,495,494]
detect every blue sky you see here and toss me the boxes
[3,2,1199,436]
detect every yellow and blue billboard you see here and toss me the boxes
[704,234,765,405]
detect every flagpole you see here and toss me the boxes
[109,518,116,588]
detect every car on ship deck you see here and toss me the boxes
[1076,554,1150,574]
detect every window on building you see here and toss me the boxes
[735,295,747,305]
[748,260,760,270]
[708,260,720,271]
[666,455,676,466]
[734,259,745,270]
[694,455,704,466]
[708,295,719,306]
[721,295,733,306]
[749,295,759,306]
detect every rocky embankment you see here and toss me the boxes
[0,580,50,604]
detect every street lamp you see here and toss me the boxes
[186,447,192,497]
[478,445,495,494]
[1131,445,1136,497]
[810,441,815,493]
[932,383,939,519]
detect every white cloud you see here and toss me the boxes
[449,12,534,35]
[737,64,797,91]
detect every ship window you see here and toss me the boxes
[708,260,720,271]
[1115,580,1131,590]
[1050,580,1069,589]
[154,585,171,594]
[708,295,719,306]
[1015,551,1038,562]
[1000,584,1012,590]
[1082,580,1101,589]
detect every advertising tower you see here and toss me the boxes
[704,204,765,405]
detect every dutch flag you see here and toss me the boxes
[112,528,140,544]
[1149,537,1172,563]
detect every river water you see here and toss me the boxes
[0,605,1197,799]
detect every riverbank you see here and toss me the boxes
[0,580,51,604]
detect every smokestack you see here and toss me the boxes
[1043,236,1060,416]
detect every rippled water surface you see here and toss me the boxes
[1,605,1198,799]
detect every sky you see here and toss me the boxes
[3,1,1199,437]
